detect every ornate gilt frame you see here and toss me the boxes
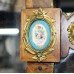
[67,22,74,45]
[23,8,56,61]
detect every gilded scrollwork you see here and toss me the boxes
[23,8,56,61]
[67,22,74,45]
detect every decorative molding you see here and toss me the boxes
[62,12,74,20]
[61,12,74,58]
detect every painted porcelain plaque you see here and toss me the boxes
[28,20,51,51]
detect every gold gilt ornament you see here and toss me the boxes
[23,8,56,61]
[67,22,74,45]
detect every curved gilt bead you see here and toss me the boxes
[67,22,74,45]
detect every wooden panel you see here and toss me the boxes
[20,8,60,62]
[25,0,53,8]
[27,62,54,73]
[14,0,26,12]
[61,13,74,58]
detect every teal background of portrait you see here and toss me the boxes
[28,19,51,51]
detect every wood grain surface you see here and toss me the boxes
[20,8,60,62]
[26,62,54,73]
[14,0,26,12]
[25,0,53,8]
